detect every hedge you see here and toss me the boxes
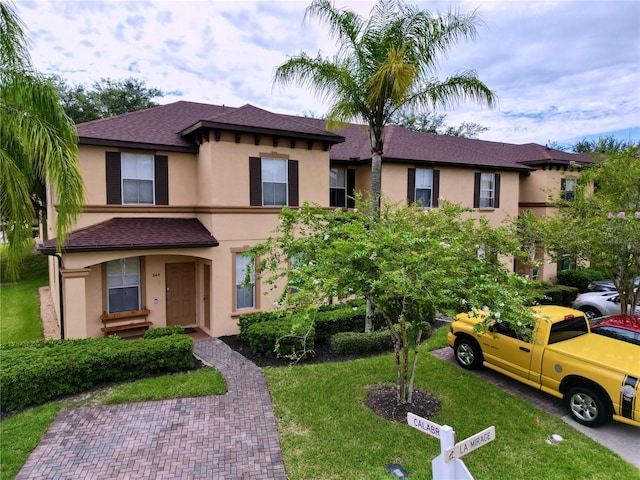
[556,268,606,292]
[533,285,579,306]
[1,334,194,412]
[330,323,432,355]
[246,317,315,358]
[143,325,185,339]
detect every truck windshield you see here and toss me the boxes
[548,316,589,344]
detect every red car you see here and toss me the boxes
[591,315,640,346]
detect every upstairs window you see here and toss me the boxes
[249,157,299,207]
[561,178,576,201]
[330,168,347,207]
[122,153,154,204]
[474,172,501,209]
[262,158,288,206]
[415,168,434,207]
[105,152,168,205]
[107,257,140,313]
[407,168,440,207]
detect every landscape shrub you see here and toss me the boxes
[238,310,287,341]
[329,323,432,355]
[245,316,315,358]
[0,334,194,412]
[533,284,579,306]
[143,325,185,339]
[556,268,607,292]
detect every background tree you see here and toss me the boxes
[541,144,640,313]
[50,76,163,124]
[275,0,496,331]
[392,110,488,138]
[248,199,534,405]
[0,1,84,280]
[571,135,631,154]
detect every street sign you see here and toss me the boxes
[407,412,442,439]
[444,426,495,463]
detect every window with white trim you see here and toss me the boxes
[262,158,288,206]
[235,253,255,310]
[330,168,347,207]
[122,153,154,204]
[561,178,576,201]
[479,173,495,208]
[107,257,140,313]
[415,168,433,207]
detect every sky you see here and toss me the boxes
[14,0,640,147]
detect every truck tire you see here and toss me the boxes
[565,386,610,427]
[454,337,483,370]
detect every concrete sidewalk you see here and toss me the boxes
[16,338,288,480]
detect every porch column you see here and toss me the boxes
[60,268,91,339]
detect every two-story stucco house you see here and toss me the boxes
[39,100,590,339]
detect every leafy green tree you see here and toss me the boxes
[392,110,488,138]
[51,76,163,124]
[572,135,633,154]
[248,199,533,405]
[542,145,640,313]
[0,1,84,280]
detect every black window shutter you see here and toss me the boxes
[432,169,440,207]
[473,172,481,208]
[407,168,416,204]
[288,160,299,207]
[249,157,262,206]
[154,155,169,205]
[346,169,356,208]
[106,152,122,205]
[494,174,501,208]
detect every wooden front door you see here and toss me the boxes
[166,262,196,326]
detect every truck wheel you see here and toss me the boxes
[454,337,483,370]
[579,307,601,320]
[565,387,610,427]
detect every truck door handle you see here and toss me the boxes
[519,346,530,352]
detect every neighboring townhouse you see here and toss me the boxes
[39,101,590,339]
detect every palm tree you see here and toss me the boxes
[0,1,84,280]
[275,0,496,331]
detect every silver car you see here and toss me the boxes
[572,291,640,319]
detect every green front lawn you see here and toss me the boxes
[0,245,49,343]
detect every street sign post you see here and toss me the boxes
[406,413,495,480]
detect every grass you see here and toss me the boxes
[0,244,49,343]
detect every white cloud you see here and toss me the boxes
[15,0,640,145]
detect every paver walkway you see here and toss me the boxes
[16,338,288,480]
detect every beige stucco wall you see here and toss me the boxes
[197,132,330,207]
[520,167,577,205]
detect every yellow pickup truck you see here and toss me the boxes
[447,305,639,428]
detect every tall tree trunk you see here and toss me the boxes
[365,295,375,333]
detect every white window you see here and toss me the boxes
[107,257,140,313]
[262,158,287,206]
[562,178,576,201]
[479,173,495,208]
[235,253,255,310]
[122,153,154,204]
[415,168,433,207]
[330,168,347,207]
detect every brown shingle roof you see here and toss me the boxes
[76,100,591,170]
[39,218,218,254]
[179,104,345,143]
